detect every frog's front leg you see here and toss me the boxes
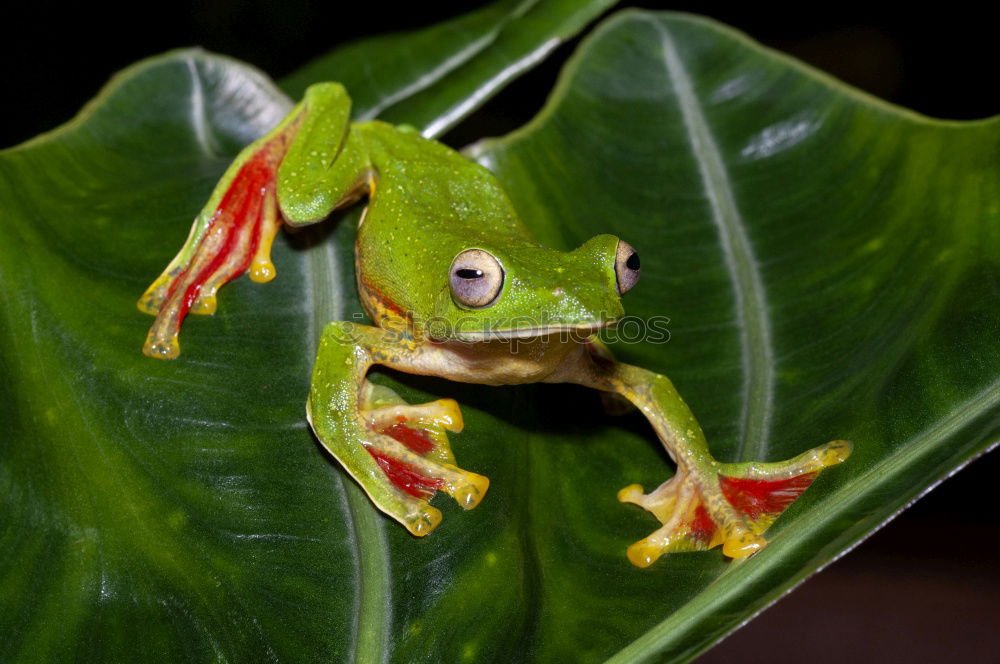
[556,343,851,567]
[308,322,489,535]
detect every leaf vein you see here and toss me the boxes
[304,222,391,663]
[655,22,775,460]
[358,0,543,125]
[185,56,221,157]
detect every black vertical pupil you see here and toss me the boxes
[625,252,640,270]
[457,268,484,279]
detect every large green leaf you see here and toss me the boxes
[1,7,997,664]
[0,2,610,661]
[280,0,616,135]
[469,11,1000,661]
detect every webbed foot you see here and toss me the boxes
[619,439,851,567]
[355,383,489,535]
[137,113,302,358]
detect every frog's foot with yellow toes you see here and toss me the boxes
[307,322,494,536]
[618,439,852,567]
[322,381,489,536]
[560,349,852,567]
[136,117,301,359]
[138,83,361,360]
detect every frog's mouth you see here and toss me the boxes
[449,320,617,342]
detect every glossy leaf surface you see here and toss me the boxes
[473,12,1000,660]
[2,7,998,664]
[281,0,617,135]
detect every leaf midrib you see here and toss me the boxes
[356,0,543,134]
[653,20,775,462]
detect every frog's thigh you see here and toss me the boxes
[309,322,487,536]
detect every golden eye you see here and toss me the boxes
[615,240,640,295]
[449,249,504,308]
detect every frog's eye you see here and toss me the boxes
[615,240,640,295]
[450,249,505,308]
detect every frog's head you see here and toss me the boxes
[430,234,639,341]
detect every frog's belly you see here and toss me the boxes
[408,336,583,386]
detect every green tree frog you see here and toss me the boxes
[138,83,850,567]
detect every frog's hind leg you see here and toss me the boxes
[618,439,851,567]
[139,82,363,359]
[138,114,301,359]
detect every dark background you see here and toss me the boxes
[5,2,1000,148]
[5,2,998,662]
